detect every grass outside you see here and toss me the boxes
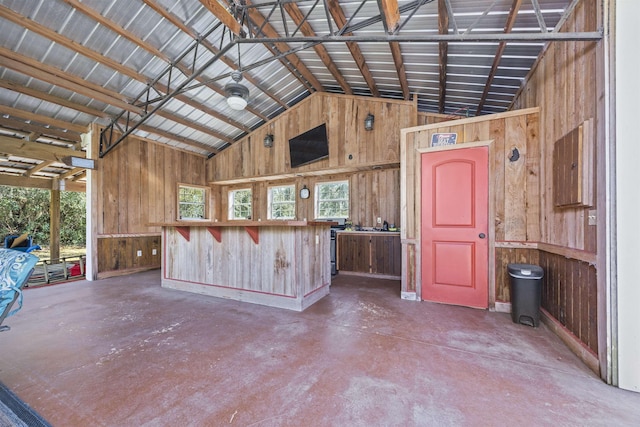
[33,246,86,261]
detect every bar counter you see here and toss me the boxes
[150,220,332,311]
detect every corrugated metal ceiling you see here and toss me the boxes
[0,0,597,182]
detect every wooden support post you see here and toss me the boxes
[50,182,61,261]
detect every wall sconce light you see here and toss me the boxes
[364,113,374,131]
[263,134,274,148]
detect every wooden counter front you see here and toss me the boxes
[157,222,332,311]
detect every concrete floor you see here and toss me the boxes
[0,270,638,426]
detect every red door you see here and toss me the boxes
[421,147,489,308]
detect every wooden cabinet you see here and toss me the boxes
[337,232,401,277]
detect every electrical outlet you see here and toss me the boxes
[377,217,382,224]
[588,210,597,226]
[152,248,157,255]
[137,250,142,257]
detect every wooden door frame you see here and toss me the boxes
[414,140,496,307]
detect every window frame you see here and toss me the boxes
[228,187,253,220]
[267,184,296,220]
[177,184,210,221]
[314,180,349,219]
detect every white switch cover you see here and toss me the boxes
[137,250,142,257]
[152,249,157,255]
[377,217,382,224]
[315,235,319,245]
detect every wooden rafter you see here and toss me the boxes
[1,6,247,138]
[438,0,448,114]
[0,135,85,163]
[0,5,146,83]
[143,0,288,110]
[325,0,379,97]
[389,43,410,100]
[61,0,170,63]
[240,0,324,93]
[153,110,234,144]
[0,80,214,152]
[62,0,260,130]
[0,105,88,135]
[476,0,523,115]
[0,116,82,143]
[24,160,54,178]
[0,80,110,119]
[283,2,352,94]
[59,167,84,181]
[0,47,140,114]
[200,0,244,37]
[377,0,401,33]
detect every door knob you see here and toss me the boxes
[479,233,486,239]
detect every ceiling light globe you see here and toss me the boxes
[227,95,248,110]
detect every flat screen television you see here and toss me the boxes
[288,123,329,168]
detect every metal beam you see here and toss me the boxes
[236,31,603,44]
[438,0,448,113]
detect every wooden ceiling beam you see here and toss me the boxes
[63,0,262,129]
[0,47,140,114]
[388,43,410,100]
[0,79,110,119]
[59,167,83,180]
[326,0,380,97]
[153,110,234,144]
[377,0,401,33]
[71,170,86,182]
[0,174,56,190]
[241,1,324,93]
[200,0,244,37]
[0,5,146,83]
[126,122,220,154]
[0,135,85,163]
[476,0,522,115]
[2,6,255,135]
[24,160,55,178]
[0,116,82,143]
[142,0,287,110]
[283,2,352,95]
[0,105,88,135]
[438,0,448,114]
[61,0,169,63]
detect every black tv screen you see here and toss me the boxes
[289,123,329,168]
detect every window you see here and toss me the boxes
[268,185,296,220]
[178,185,209,220]
[228,188,252,220]
[315,180,349,219]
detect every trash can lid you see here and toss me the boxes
[507,263,544,279]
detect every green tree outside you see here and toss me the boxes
[0,186,86,248]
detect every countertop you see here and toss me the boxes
[148,220,337,227]
[335,230,400,236]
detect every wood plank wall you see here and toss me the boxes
[400,108,541,298]
[512,0,599,252]
[510,0,602,361]
[95,131,207,275]
[208,92,416,182]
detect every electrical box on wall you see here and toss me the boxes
[552,118,595,208]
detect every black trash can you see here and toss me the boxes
[508,263,544,327]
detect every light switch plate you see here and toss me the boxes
[137,250,142,257]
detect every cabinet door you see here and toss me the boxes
[337,234,370,273]
[371,235,401,276]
